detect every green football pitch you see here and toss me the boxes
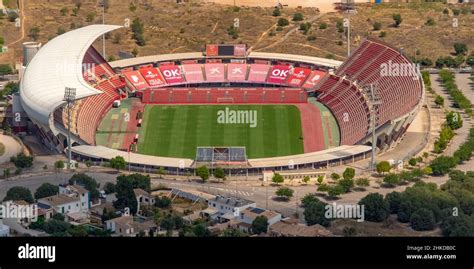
[137,105,304,159]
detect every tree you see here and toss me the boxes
[28,27,41,41]
[425,17,435,26]
[430,156,457,176]
[214,167,226,182]
[392,13,402,27]
[69,173,100,200]
[113,176,138,214]
[272,173,284,185]
[272,8,281,17]
[43,219,70,235]
[355,178,370,188]
[358,193,389,222]
[103,182,116,194]
[319,23,328,29]
[302,176,310,184]
[196,166,209,182]
[408,158,417,167]
[342,168,355,180]
[155,196,171,208]
[303,200,330,227]
[3,168,11,179]
[251,216,269,234]
[3,186,34,203]
[157,167,166,179]
[376,161,391,175]
[383,173,401,187]
[453,42,468,56]
[275,187,294,201]
[54,160,65,171]
[373,21,382,31]
[385,191,402,214]
[440,214,474,237]
[327,185,344,199]
[193,223,210,237]
[34,183,59,199]
[410,208,436,231]
[317,175,324,185]
[330,173,340,181]
[118,174,151,192]
[10,153,33,169]
[222,228,245,237]
[0,64,13,76]
[301,193,319,208]
[68,225,88,237]
[277,18,289,27]
[293,12,304,21]
[60,7,68,16]
[337,178,354,193]
[446,111,463,130]
[110,156,126,171]
[131,18,146,46]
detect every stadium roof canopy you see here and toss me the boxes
[20,24,123,126]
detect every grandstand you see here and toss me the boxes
[19,25,423,173]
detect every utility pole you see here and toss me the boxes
[63,87,77,171]
[100,0,106,58]
[369,84,381,171]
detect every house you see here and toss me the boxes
[38,194,83,215]
[134,188,155,206]
[236,207,282,233]
[206,195,256,223]
[105,215,156,237]
[269,218,333,237]
[59,184,91,210]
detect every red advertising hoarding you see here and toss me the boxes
[303,70,327,89]
[139,67,167,87]
[159,65,184,85]
[247,64,270,83]
[287,67,312,87]
[123,71,148,91]
[227,63,247,82]
[266,65,291,84]
[205,63,225,82]
[182,64,204,83]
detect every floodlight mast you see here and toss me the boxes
[64,87,77,171]
[368,84,382,171]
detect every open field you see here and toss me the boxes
[137,105,304,159]
[1,1,473,65]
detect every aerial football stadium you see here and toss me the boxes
[19,24,424,175]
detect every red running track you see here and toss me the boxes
[296,103,326,153]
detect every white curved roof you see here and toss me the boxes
[20,24,123,126]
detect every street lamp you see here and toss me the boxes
[64,87,77,170]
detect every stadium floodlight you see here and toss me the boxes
[368,84,382,171]
[64,87,77,171]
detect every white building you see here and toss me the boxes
[237,207,282,234]
[105,215,156,237]
[59,184,90,211]
[206,195,256,223]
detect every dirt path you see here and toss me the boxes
[296,103,325,152]
[254,13,323,52]
[6,0,26,47]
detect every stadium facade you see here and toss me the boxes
[19,25,424,174]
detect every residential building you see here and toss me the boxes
[59,184,90,210]
[105,215,156,237]
[236,207,282,233]
[38,194,83,215]
[206,195,256,223]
